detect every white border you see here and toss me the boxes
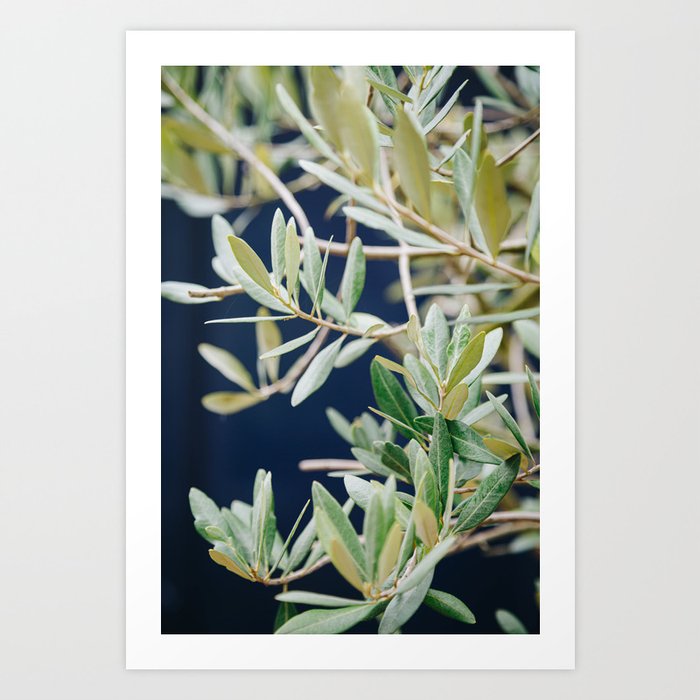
[126,30,575,670]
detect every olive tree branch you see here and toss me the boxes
[373,187,540,285]
[264,511,540,587]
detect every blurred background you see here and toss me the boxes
[161,67,540,634]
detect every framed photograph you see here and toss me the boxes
[126,30,575,669]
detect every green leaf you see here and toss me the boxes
[208,548,254,581]
[422,79,468,134]
[340,237,366,317]
[283,514,318,575]
[466,308,540,326]
[351,448,401,481]
[275,591,366,608]
[461,394,506,425]
[464,327,503,386]
[271,500,311,573]
[337,83,378,181]
[198,343,256,392]
[422,305,450,379]
[370,359,418,439]
[393,109,432,218]
[326,407,354,444]
[409,445,438,517]
[397,536,455,594]
[374,441,412,481]
[525,180,540,265]
[424,589,476,624]
[255,308,282,382]
[284,218,300,302]
[486,391,535,462]
[514,319,540,358]
[475,153,511,254]
[301,227,323,312]
[334,337,376,369]
[161,281,220,304]
[259,327,319,360]
[275,83,341,166]
[298,160,390,214]
[446,305,472,372]
[454,454,520,532]
[274,601,298,632]
[291,336,345,407]
[189,487,227,541]
[379,570,433,634]
[413,498,438,547]
[496,609,528,634]
[445,331,485,393]
[205,315,295,325]
[430,414,452,510]
[275,603,382,634]
[308,66,343,147]
[526,366,540,419]
[270,208,286,285]
[342,206,448,250]
[377,522,403,583]
[403,353,440,412]
[363,492,385,582]
[312,482,367,578]
[201,392,262,415]
[447,420,501,464]
[252,471,276,571]
[228,235,276,294]
[442,384,469,420]
[453,149,491,255]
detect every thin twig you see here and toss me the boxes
[376,190,540,285]
[162,69,311,232]
[496,128,541,168]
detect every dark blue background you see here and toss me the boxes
[161,68,539,634]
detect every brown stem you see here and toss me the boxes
[496,128,541,168]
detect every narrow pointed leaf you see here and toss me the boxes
[442,383,469,419]
[161,281,220,304]
[393,109,432,217]
[422,305,450,379]
[291,336,345,407]
[475,153,511,254]
[340,237,366,317]
[259,327,319,360]
[275,602,382,634]
[454,454,520,532]
[370,360,418,439]
[275,591,366,608]
[496,609,528,634]
[424,589,476,624]
[201,392,262,415]
[526,366,540,419]
[312,482,366,577]
[446,331,485,392]
[198,343,256,392]
[379,570,433,634]
[228,235,276,294]
[270,208,286,285]
[486,391,535,462]
[430,414,452,511]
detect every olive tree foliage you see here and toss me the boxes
[161,65,541,634]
